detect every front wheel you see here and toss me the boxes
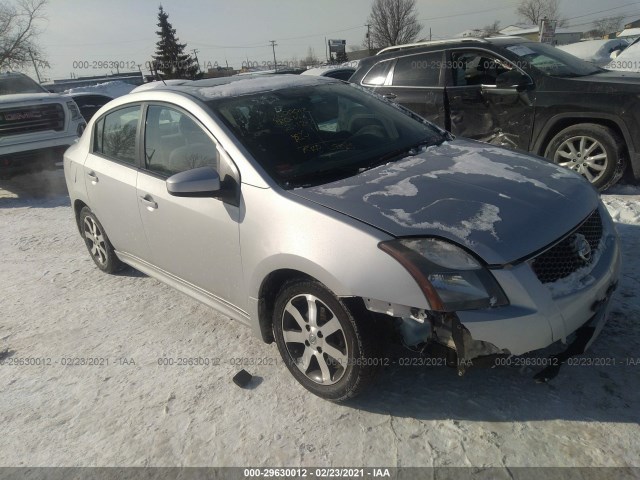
[273,280,381,401]
[545,123,626,191]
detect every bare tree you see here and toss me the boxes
[0,0,48,71]
[367,0,422,48]
[589,15,625,38]
[303,47,319,67]
[516,0,566,27]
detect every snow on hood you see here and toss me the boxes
[65,81,135,98]
[197,75,333,99]
[288,139,599,265]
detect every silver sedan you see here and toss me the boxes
[64,75,620,400]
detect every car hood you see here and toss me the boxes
[566,70,640,90]
[0,92,70,107]
[287,139,599,265]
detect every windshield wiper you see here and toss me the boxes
[357,138,444,173]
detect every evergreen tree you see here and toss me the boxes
[151,5,200,79]
[335,51,348,64]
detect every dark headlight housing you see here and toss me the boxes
[379,238,508,312]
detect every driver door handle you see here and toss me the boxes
[383,93,397,100]
[139,195,158,210]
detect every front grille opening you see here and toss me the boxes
[531,209,603,284]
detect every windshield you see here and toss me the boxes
[0,74,48,95]
[208,83,446,188]
[505,42,603,77]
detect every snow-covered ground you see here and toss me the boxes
[0,170,639,467]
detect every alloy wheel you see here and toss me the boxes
[83,216,108,266]
[281,294,349,385]
[554,135,608,184]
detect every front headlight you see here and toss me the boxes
[66,101,82,121]
[379,238,508,311]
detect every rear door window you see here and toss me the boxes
[391,52,442,87]
[93,105,141,165]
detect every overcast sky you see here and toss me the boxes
[31,0,640,81]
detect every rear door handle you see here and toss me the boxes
[87,171,98,183]
[383,93,397,100]
[139,195,158,210]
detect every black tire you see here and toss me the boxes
[544,123,626,191]
[79,206,123,274]
[273,280,381,401]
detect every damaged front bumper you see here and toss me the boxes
[363,225,621,380]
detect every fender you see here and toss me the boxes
[532,111,636,159]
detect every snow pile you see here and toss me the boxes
[64,81,136,98]
[602,184,640,224]
[558,39,631,66]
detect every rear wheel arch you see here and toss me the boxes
[73,199,88,233]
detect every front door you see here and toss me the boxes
[445,49,535,151]
[136,104,245,310]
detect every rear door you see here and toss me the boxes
[444,49,535,150]
[386,50,447,128]
[84,104,151,260]
[136,103,245,309]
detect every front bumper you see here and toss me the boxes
[457,217,620,357]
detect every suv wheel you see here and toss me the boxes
[545,124,626,191]
[79,206,122,273]
[273,280,380,401]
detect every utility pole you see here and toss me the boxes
[429,28,432,41]
[365,24,372,55]
[29,50,42,83]
[269,40,278,71]
[191,48,201,73]
[325,36,328,62]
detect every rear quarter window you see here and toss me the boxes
[362,60,393,85]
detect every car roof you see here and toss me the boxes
[301,66,356,76]
[372,36,529,60]
[132,74,339,101]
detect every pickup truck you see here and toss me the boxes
[0,72,86,177]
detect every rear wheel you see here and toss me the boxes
[273,280,380,401]
[79,206,122,273]
[545,123,626,191]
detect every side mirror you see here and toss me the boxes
[495,70,531,89]
[166,166,221,197]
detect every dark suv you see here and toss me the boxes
[351,36,640,190]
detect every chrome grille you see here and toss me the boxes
[531,209,603,284]
[0,103,65,136]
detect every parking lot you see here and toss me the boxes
[0,169,639,467]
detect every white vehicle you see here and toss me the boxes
[0,73,86,177]
[558,39,632,66]
[606,38,640,73]
[301,63,358,81]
